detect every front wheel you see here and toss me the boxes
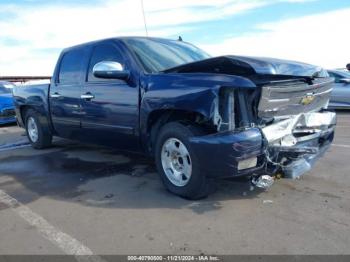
[25,109,52,149]
[155,122,208,199]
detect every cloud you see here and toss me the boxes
[0,0,269,49]
[0,0,272,75]
[200,8,350,69]
[0,0,346,75]
[145,0,270,27]
[283,0,317,2]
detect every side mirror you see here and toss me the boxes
[339,78,350,84]
[93,61,130,80]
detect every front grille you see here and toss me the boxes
[0,108,16,118]
[258,77,333,119]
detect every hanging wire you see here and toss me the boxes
[140,0,148,36]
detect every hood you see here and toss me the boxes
[0,93,14,108]
[229,56,326,77]
[163,55,326,78]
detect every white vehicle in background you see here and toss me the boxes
[327,70,350,109]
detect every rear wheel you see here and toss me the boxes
[25,109,52,149]
[155,122,208,199]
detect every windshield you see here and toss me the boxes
[0,83,14,94]
[124,38,211,73]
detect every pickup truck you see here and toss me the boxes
[13,37,336,199]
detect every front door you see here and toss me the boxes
[80,41,139,149]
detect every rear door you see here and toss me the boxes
[80,41,139,149]
[49,47,88,139]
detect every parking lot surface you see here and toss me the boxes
[0,112,349,255]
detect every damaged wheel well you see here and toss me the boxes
[146,109,214,154]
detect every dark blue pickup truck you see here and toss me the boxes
[13,37,336,199]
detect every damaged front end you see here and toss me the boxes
[189,76,335,186]
[159,55,336,185]
[257,76,336,180]
[262,111,336,179]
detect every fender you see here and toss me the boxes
[139,72,257,151]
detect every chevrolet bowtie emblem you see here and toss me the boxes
[300,94,315,105]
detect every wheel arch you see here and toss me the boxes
[22,106,53,149]
[144,109,211,155]
[19,105,53,133]
[18,105,34,126]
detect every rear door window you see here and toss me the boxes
[58,49,85,84]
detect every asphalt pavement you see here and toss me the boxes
[0,112,349,256]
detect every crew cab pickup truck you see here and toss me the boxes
[13,37,336,199]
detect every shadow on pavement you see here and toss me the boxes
[333,109,350,114]
[0,122,17,128]
[0,140,264,214]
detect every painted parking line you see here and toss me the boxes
[332,144,350,149]
[0,190,105,262]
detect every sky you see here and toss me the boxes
[0,0,349,76]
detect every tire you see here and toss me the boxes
[155,122,209,199]
[25,109,52,149]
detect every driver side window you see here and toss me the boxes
[87,43,124,82]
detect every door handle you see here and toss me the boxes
[81,93,95,100]
[50,92,61,98]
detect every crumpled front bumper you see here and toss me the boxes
[189,111,336,179]
[261,111,336,178]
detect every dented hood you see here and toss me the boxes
[229,56,325,77]
[164,55,325,78]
